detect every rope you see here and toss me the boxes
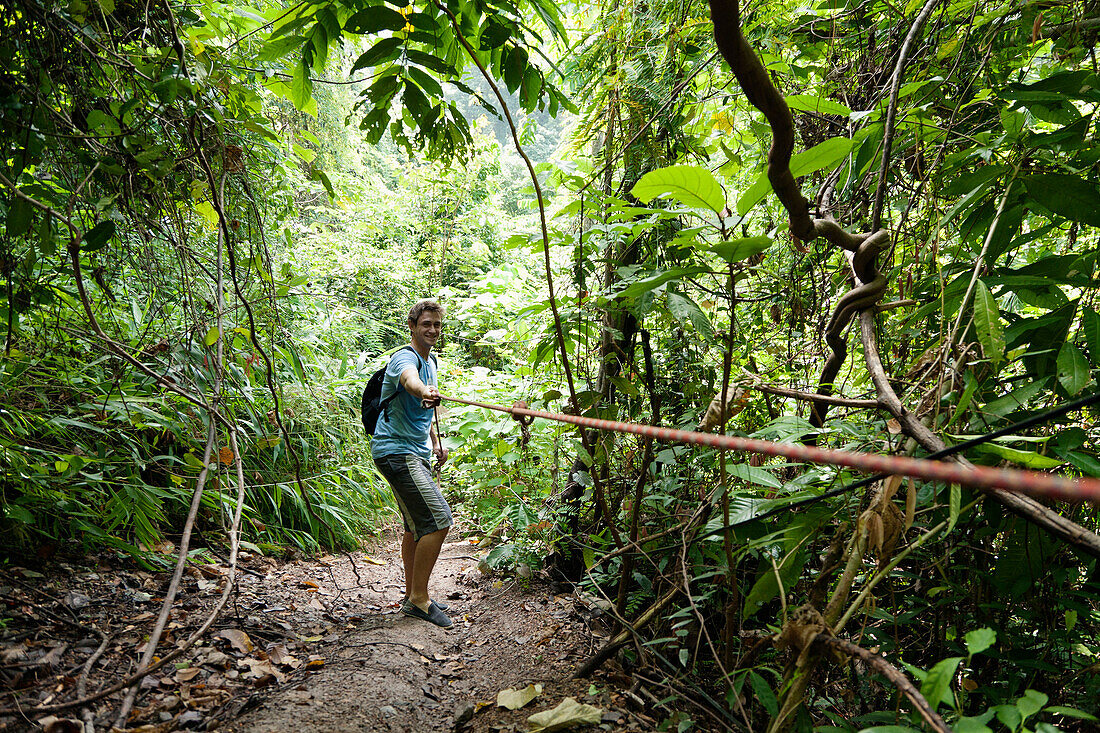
[438,394,1100,504]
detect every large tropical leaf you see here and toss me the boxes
[737,137,853,215]
[1022,174,1100,227]
[630,165,726,213]
[972,279,1005,366]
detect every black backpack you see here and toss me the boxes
[361,346,436,437]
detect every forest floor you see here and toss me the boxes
[1,525,670,733]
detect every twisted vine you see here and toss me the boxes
[707,0,1100,727]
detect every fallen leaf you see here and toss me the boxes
[268,644,301,669]
[527,697,603,733]
[37,716,83,733]
[306,655,325,670]
[497,683,542,710]
[175,667,202,682]
[200,649,230,668]
[197,564,226,579]
[213,629,254,654]
[241,658,285,683]
[299,580,319,589]
[361,556,386,566]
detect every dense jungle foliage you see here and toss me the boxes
[2,0,1100,729]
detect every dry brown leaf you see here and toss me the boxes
[887,419,902,435]
[299,580,319,589]
[213,629,253,654]
[200,648,230,668]
[268,644,301,669]
[1,641,27,663]
[218,446,234,465]
[175,667,202,682]
[881,475,903,505]
[696,386,749,432]
[241,658,285,683]
[904,478,916,532]
[197,564,225,579]
[37,716,83,733]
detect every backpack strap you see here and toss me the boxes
[381,345,437,415]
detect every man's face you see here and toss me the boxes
[410,312,442,349]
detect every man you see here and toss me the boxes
[372,299,454,628]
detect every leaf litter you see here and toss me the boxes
[1,528,673,732]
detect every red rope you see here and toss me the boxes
[439,394,1100,504]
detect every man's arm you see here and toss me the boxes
[400,366,448,468]
[399,366,440,407]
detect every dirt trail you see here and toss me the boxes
[219,534,653,733]
[1,528,663,732]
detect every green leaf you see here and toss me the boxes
[1065,450,1100,477]
[479,18,512,48]
[748,672,778,718]
[630,165,726,213]
[1023,174,1100,226]
[615,267,708,300]
[82,220,116,251]
[944,373,979,429]
[727,462,781,489]
[786,94,851,116]
[406,66,444,99]
[964,627,996,656]
[292,143,316,163]
[954,714,994,733]
[366,71,402,104]
[194,201,218,227]
[975,443,1064,469]
[666,292,714,340]
[290,58,313,110]
[3,505,35,525]
[6,197,33,238]
[972,279,1004,366]
[344,6,407,34]
[1083,308,1100,366]
[85,109,120,136]
[737,137,853,215]
[503,46,527,93]
[1044,705,1098,722]
[919,656,963,710]
[406,49,457,77]
[1016,689,1048,722]
[709,236,773,263]
[994,705,1022,731]
[948,483,960,533]
[351,37,403,73]
[982,379,1047,418]
[742,546,807,618]
[204,327,221,346]
[1057,342,1092,395]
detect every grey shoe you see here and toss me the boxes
[401,597,449,612]
[401,600,453,628]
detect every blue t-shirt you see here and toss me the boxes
[370,347,438,460]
